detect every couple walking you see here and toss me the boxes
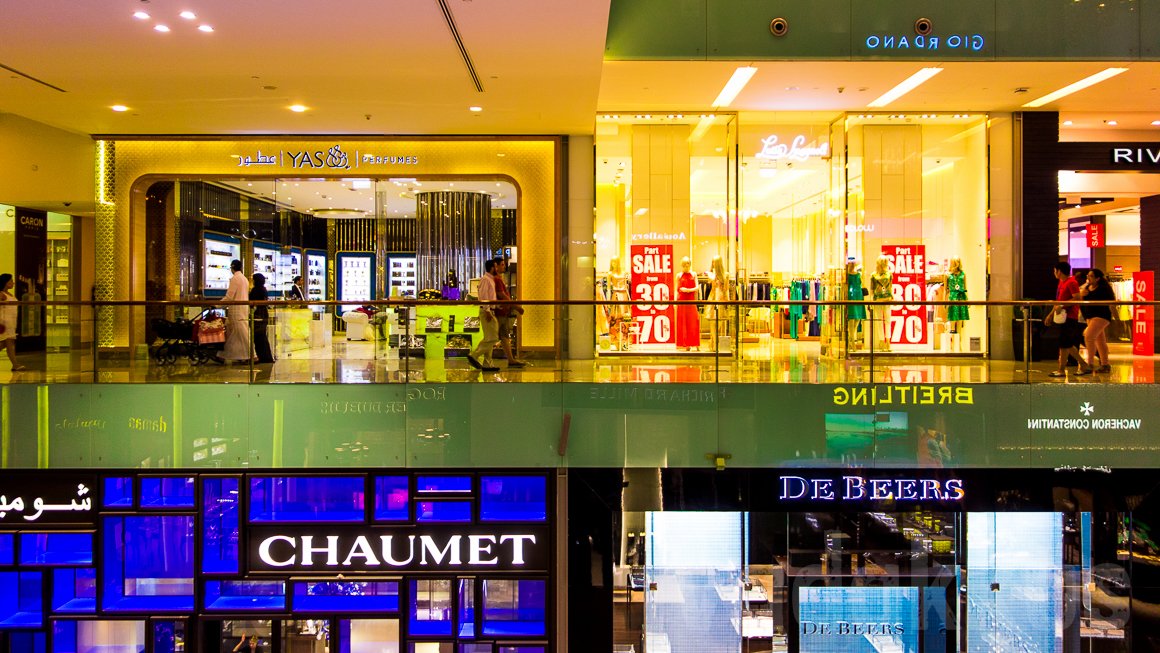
[467,258,527,372]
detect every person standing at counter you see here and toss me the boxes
[467,259,500,372]
[286,275,306,302]
[222,259,253,363]
[250,273,275,364]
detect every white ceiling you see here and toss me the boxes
[216,178,517,217]
[3,2,1160,136]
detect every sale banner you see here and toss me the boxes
[882,244,928,346]
[1086,223,1105,248]
[630,244,675,345]
[1132,271,1154,357]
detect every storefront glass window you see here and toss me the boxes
[101,516,194,611]
[409,579,454,636]
[51,620,145,653]
[418,476,472,493]
[0,571,43,627]
[458,578,475,638]
[102,477,133,508]
[202,477,240,574]
[293,581,400,613]
[0,533,12,564]
[204,580,286,611]
[50,568,96,613]
[374,476,410,521]
[481,579,546,636]
[248,476,366,523]
[18,532,92,566]
[338,619,400,653]
[416,500,472,523]
[152,621,185,653]
[141,477,196,508]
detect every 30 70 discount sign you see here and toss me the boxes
[630,244,675,345]
[882,244,928,346]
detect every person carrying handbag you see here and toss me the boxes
[0,273,26,370]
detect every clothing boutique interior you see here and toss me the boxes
[142,176,519,363]
[594,112,989,359]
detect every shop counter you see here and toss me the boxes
[412,304,495,359]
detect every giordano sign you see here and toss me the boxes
[248,525,550,574]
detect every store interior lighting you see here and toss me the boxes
[867,67,943,108]
[1022,67,1129,108]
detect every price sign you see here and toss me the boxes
[882,244,928,346]
[1133,271,1154,357]
[1086,223,1105,248]
[630,244,675,345]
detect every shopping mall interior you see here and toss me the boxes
[4,2,1160,653]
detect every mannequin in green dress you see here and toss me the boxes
[946,257,969,351]
[846,260,867,348]
[871,255,893,352]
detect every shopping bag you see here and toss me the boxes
[196,317,226,344]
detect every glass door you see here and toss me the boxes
[645,511,744,653]
[281,619,330,653]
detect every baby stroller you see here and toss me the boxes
[150,308,225,365]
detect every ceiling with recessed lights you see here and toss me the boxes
[216,178,517,217]
[2,2,1160,136]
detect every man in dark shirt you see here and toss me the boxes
[1048,261,1086,378]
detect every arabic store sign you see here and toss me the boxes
[0,476,96,526]
[235,144,418,170]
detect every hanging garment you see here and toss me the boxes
[846,273,867,320]
[675,271,701,348]
[946,271,970,322]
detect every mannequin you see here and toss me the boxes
[946,257,969,351]
[675,256,700,350]
[870,255,893,352]
[607,256,630,350]
[709,255,729,345]
[846,260,867,348]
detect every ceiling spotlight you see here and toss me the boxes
[133,11,150,19]
[1063,120,1074,126]
[1107,120,1118,126]
[111,105,129,112]
[1152,120,1160,126]
[180,11,196,19]
[154,24,171,32]
[198,24,214,32]
[469,106,483,112]
[289,105,308,113]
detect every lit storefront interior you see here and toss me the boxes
[594,112,989,359]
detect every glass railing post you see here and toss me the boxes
[1023,302,1032,384]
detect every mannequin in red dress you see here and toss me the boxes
[675,257,700,350]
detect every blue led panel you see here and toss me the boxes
[481,579,546,636]
[249,476,366,522]
[460,645,491,653]
[19,533,93,566]
[409,578,453,636]
[416,500,472,523]
[51,621,76,653]
[458,578,475,638]
[140,477,195,508]
[417,476,472,493]
[102,477,133,508]
[205,580,286,611]
[293,581,399,613]
[10,631,47,653]
[101,516,194,612]
[499,647,545,653]
[0,533,12,565]
[51,568,95,614]
[202,478,240,574]
[480,476,547,522]
[153,621,182,653]
[0,571,43,628]
[374,476,409,521]
[798,586,919,652]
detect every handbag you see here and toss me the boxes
[1049,307,1068,325]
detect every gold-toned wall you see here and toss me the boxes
[96,137,560,351]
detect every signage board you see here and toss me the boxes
[629,244,675,345]
[0,475,97,527]
[881,245,927,345]
[248,524,550,574]
[1133,271,1154,357]
[1086,223,1104,248]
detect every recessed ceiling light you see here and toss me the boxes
[868,67,943,107]
[1107,120,1118,126]
[289,105,308,113]
[154,24,171,32]
[133,11,150,19]
[1022,67,1129,107]
[198,25,214,33]
[180,11,197,19]
[1153,120,1160,126]
[111,105,130,112]
[469,106,483,112]
[1062,120,1074,126]
[712,66,758,108]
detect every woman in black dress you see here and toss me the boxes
[1077,268,1114,374]
[250,274,275,364]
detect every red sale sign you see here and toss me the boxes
[1132,271,1154,357]
[1086,223,1105,248]
[882,245,927,346]
[630,244,675,345]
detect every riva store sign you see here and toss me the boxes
[249,525,550,573]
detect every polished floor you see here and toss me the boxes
[1,337,1155,385]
